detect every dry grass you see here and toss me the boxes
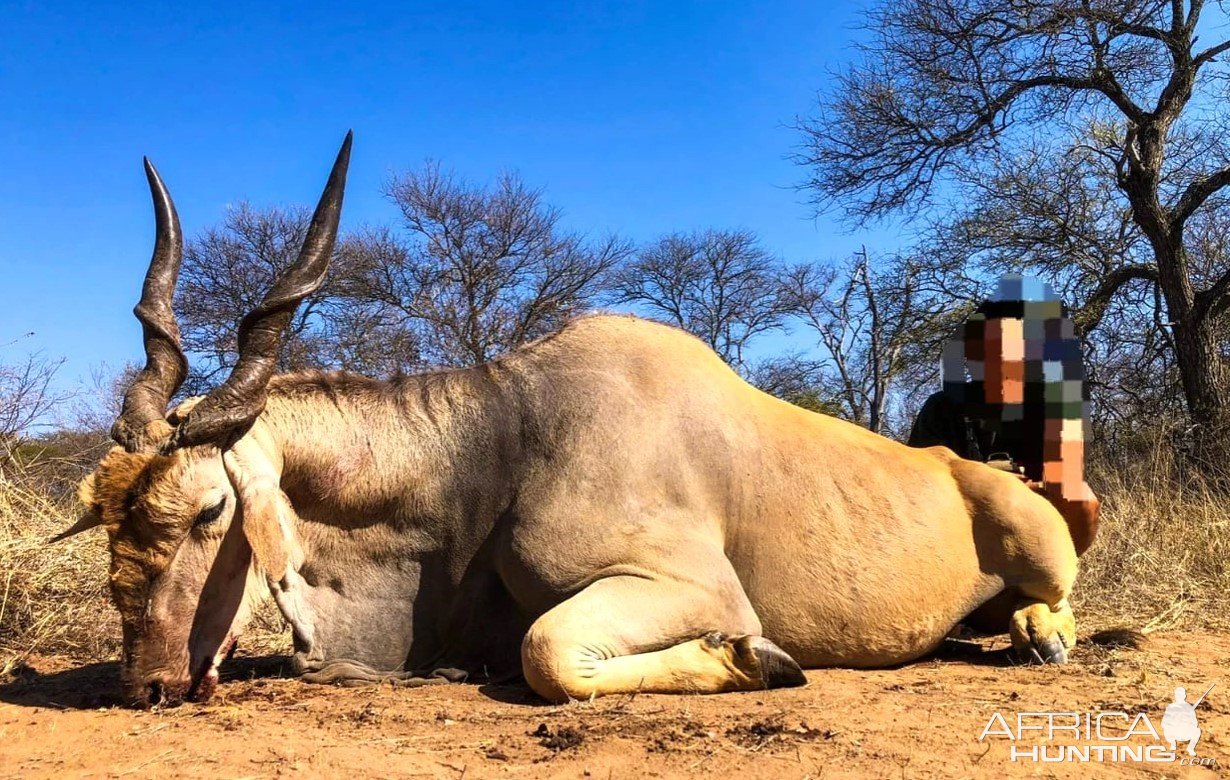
[1075,451,1230,631]
[1,448,1227,671]
[0,467,118,668]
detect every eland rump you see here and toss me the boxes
[59,133,1084,707]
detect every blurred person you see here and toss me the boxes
[908,276,1099,554]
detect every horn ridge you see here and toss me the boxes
[111,158,189,452]
[167,131,352,450]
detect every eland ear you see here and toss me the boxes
[222,441,295,584]
[48,510,104,543]
[236,486,293,584]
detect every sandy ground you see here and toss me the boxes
[0,631,1226,779]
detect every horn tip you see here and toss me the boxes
[327,132,353,186]
[143,157,167,191]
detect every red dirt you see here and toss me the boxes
[1,631,1226,779]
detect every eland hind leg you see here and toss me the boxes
[520,571,805,702]
[1001,520,1079,665]
[1010,597,1076,664]
[961,588,1076,664]
[953,461,1080,665]
[994,498,1079,664]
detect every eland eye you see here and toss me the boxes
[194,497,227,527]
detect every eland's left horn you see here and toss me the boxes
[166,131,353,451]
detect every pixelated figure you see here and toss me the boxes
[908,275,1099,553]
[1162,685,1209,756]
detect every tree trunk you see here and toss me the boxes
[1120,121,1230,471]
[1171,315,1230,465]
[1153,239,1230,470]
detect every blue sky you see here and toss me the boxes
[0,1,902,403]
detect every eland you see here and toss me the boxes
[57,133,1087,706]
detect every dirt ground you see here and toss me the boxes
[0,630,1226,779]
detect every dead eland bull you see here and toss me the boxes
[56,133,1084,707]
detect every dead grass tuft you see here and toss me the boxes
[1074,449,1230,631]
[0,466,118,668]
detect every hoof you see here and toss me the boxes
[1014,636,1067,665]
[733,636,806,689]
[1009,600,1075,667]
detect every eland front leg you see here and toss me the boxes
[520,572,805,702]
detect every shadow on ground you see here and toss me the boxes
[0,655,295,710]
[0,638,1031,711]
[932,638,1019,666]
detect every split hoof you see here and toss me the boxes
[1013,636,1068,665]
[731,635,806,689]
[1009,600,1075,666]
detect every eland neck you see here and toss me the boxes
[242,363,527,673]
[260,365,524,537]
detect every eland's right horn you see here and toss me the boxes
[110,158,190,453]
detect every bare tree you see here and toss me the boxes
[781,251,945,434]
[748,355,844,415]
[354,164,633,367]
[611,229,790,369]
[170,167,630,381]
[175,203,418,391]
[800,0,1230,462]
[0,350,70,467]
[178,203,312,387]
[69,363,140,433]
